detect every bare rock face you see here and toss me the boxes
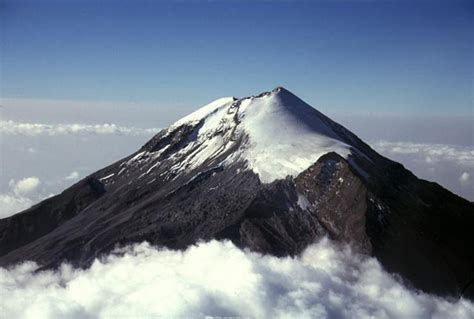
[0,87,473,299]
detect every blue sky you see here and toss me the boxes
[1,0,472,115]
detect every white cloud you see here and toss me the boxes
[0,194,33,219]
[459,172,470,186]
[9,177,41,196]
[65,171,80,181]
[372,141,474,167]
[1,177,42,219]
[0,120,160,136]
[0,239,472,319]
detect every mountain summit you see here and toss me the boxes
[152,86,352,183]
[1,88,473,298]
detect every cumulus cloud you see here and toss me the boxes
[0,194,33,219]
[65,171,80,181]
[1,177,42,219]
[0,239,472,319]
[372,141,474,167]
[0,120,160,136]
[9,177,41,196]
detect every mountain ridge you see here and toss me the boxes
[1,87,473,299]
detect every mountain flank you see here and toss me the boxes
[1,87,473,298]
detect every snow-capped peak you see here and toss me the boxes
[165,87,352,183]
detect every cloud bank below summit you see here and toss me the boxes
[373,141,474,168]
[1,239,473,319]
[0,120,160,136]
[371,140,474,199]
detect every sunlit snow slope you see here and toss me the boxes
[167,87,351,183]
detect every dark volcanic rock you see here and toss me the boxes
[0,87,473,300]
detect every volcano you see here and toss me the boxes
[1,87,473,298]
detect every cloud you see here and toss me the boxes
[0,239,472,319]
[459,172,470,186]
[372,141,474,167]
[65,171,80,181]
[9,177,41,196]
[371,140,474,200]
[0,194,33,219]
[1,177,42,219]
[0,120,160,136]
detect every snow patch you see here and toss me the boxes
[297,194,312,210]
[99,173,115,181]
[171,97,235,128]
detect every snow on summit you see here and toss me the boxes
[167,87,352,183]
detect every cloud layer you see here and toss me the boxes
[1,239,472,319]
[372,141,474,167]
[0,120,160,136]
[371,140,474,199]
